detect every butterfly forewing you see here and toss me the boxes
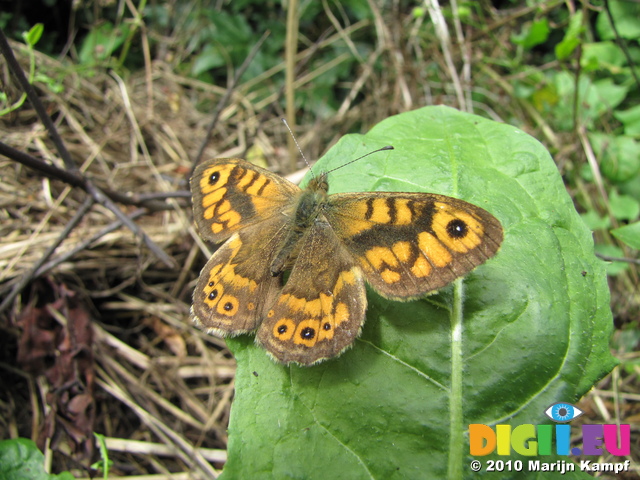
[190,158,299,243]
[324,192,503,299]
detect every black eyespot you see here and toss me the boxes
[323,323,331,331]
[208,289,218,300]
[300,327,315,340]
[223,302,234,311]
[209,171,220,185]
[277,325,288,334]
[446,219,468,239]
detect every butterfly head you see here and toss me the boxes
[305,172,329,194]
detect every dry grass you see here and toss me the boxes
[0,2,638,478]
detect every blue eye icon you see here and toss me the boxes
[544,402,584,422]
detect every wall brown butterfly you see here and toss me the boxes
[190,153,503,365]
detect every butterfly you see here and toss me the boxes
[190,154,503,366]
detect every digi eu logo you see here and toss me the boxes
[544,402,582,423]
[470,402,631,456]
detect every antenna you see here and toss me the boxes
[282,118,314,177]
[281,118,394,176]
[326,145,394,174]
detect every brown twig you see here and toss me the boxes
[32,208,148,279]
[0,196,95,313]
[596,253,640,266]
[0,27,176,268]
[0,140,184,212]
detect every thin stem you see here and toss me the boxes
[447,278,465,480]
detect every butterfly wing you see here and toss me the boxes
[190,158,300,335]
[192,215,289,335]
[256,220,367,365]
[324,192,503,299]
[190,158,300,243]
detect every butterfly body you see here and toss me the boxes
[191,158,503,365]
[270,175,329,276]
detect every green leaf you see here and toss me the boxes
[614,104,640,136]
[511,18,550,49]
[596,0,640,40]
[611,221,640,249]
[91,433,112,478]
[191,45,226,76]
[24,23,44,47]
[0,438,74,480]
[589,132,640,183]
[581,41,627,73]
[610,191,640,220]
[219,107,615,479]
[216,107,614,479]
[555,11,583,60]
[553,73,628,130]
[594,244,629,275]
[78,22,131,65]
[580,210,611,231]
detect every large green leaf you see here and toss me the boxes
[218,106,615,479]
[0,438,74,480]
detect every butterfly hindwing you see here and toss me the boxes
[256,221,367,365]
[191,215,288,336]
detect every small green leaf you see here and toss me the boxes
[581,210,611,230]
[614,327,640,356]
[552,73,629,130]
[581,42,627,72]
[191,45,226,76]
[219,106,615,479]
[610,191,640,220]
[589,132,640,183]
[611,221,640,249]
[555,11,584,60]
[91,433,112,479]
[78,22,131,65]
[512,18,550,49]
[412,6,425,18]
[614,104,640,136]
[24,23,44,47]
[589,78,629,115]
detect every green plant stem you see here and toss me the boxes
[447,278,465,480]
[117,0,147,68]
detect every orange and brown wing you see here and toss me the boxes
[191,215,289,336]
[190,158,300,244]
[325,192,503,299]
[256,221,367,366]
